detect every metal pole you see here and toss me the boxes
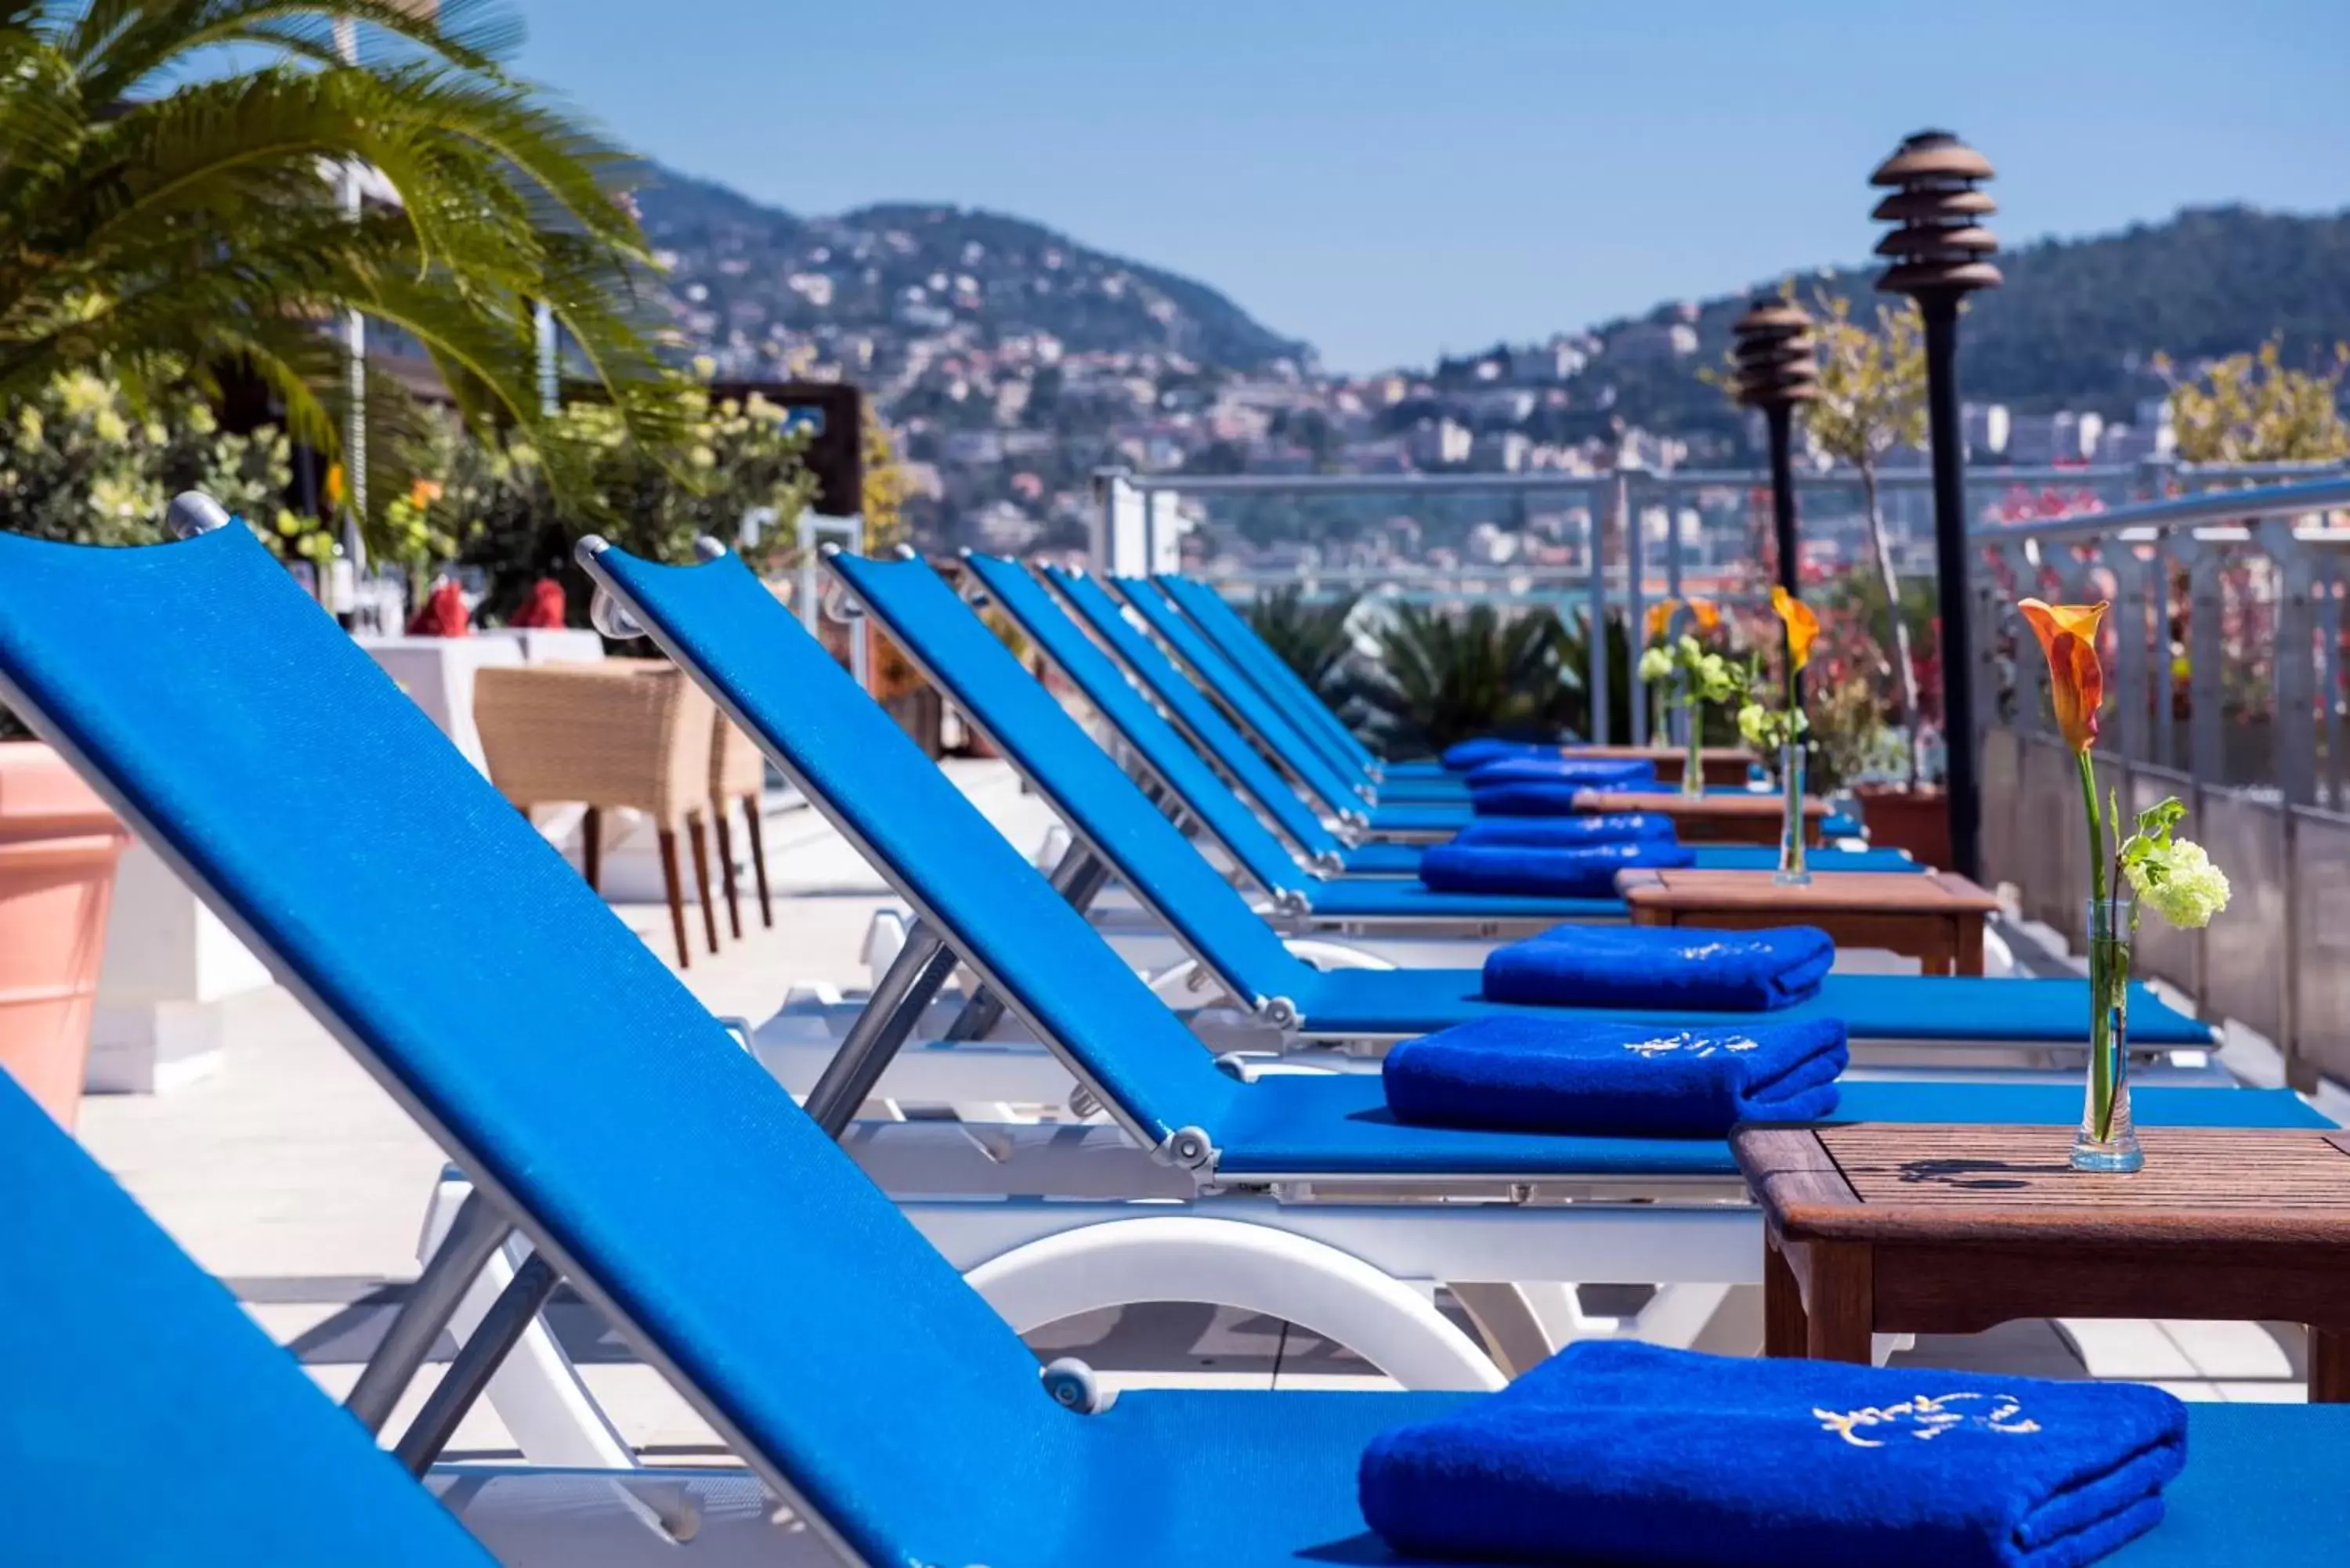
[803,921,962,1137]
[343,1191,510,1433]
[1920,296,1980,880]
[1625,477,1648,748]
[333,16,367,605]
[394,1252,562,1475]
[1765,403,1802,706]
[1589,470,1618,745]
[534,299,559,415]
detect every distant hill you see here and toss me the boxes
[1559,204,2350,444]
[633,167,1307,372]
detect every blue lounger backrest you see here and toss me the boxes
[1112,575,1365,815]
[0,1071,497,1566]
[1042,565,1345,860]
[1155,575,1372,779]
[0,526,1094,1568]
[830,553,1315,1006]
[960,554,1314,894]
[585,542,1249,1146]
[1159,574,1372,769]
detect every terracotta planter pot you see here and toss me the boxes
[0,742,128,1127]
[1855,783,1952,871]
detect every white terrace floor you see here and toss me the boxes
[77,760,2312,1467]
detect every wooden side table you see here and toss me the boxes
[1575,789,1824,847]
[1732,1123,2350,1402]
[1618,868,2001,976]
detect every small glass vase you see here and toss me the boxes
[2071,896,2143,1173]
[1774,742,1810,884]
[1681,709,1707,799]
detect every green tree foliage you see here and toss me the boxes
[389,388,816,621]
[2157,338,2350,463]
[0,0,686,546]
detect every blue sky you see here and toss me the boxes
[503,0,2348,373]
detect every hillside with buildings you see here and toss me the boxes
[634,166,2349,555]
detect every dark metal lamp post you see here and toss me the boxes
[1731,300,1819,691]
[1871,128,1999,880]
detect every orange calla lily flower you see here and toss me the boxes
[1687,598,1722,633]
[1645,598,1678,641]
[2019,598,2108,753]
[1770,587,1820,672]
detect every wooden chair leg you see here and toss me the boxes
[656,827,690,969]
[741,793,773,927]
[688,813,720,955]
[581,806,602,894]
[711,796,743,940]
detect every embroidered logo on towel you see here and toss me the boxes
[1622,1031,1759,1059]
[1815,1392,2041,1449]
[1670,939,1777,963]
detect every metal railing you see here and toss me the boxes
[1123,457,2346,750]
[1969,473,2350,1093]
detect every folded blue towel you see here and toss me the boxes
[1453,812,1679,849]
[1419,840,1696,899]
[1383,1013,1846,1134]
[1471,781,1604,817]
[1468,755,1658,790]
[1441,736,1562,771]
[1361,1341,2187,1568]
[1484,923,1835,1010]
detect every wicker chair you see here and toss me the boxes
[473,661,720,968]
[710,717,773,938]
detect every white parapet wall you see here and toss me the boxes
[87,840,274,1093]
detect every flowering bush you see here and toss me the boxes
[389,386,819,622]
[0,368,312,555]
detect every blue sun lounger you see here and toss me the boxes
[5,518,2329,1568]
[591,540,2208,1063]
[1157,570,1410,774]
[844,550,1836,938]
[1104,569,1490,835]
[1115,571,1471,807]
[993,555,1900,880]
[1155,571,1397,777]
[0,1072,498,1566]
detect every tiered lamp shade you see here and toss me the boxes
[1730,303,1818,410]
[1871,129,2001,297]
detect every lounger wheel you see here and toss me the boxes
[965,1216,1506,1392]
[1161,1125,1215,1169]
[1039,1357,1114,1413]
